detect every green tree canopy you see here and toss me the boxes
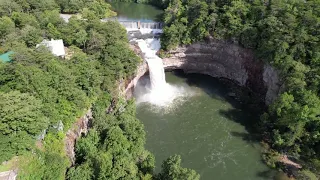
[157,155,200,180]
[0,91,48,161]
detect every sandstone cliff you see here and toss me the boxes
[126,40,282,105]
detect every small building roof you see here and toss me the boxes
[59,14,81,23]
[0,51,14,63]
[59,14,73,23]
[36,39,66,57]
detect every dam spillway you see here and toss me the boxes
[100,18,163,30]
[59,14,163,30]
[118,21,163,29]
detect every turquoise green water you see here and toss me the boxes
[135,72,276,180]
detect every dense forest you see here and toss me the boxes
[159,0,320,177]
[1,0,320,179]
[0,0,199,179]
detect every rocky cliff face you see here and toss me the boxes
[65,109,92,164]
[123,61,148,99]
[127,40,282,104]
[163,41,250,86]
[263,65,283,105]
[123,44,148,99]
[162,40,283,104]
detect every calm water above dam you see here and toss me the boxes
[135,72,277,180]
[110,2,162,22]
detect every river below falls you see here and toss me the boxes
[134,71,278,180]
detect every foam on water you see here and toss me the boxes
[134,76,195,112]
[134,38,194,107]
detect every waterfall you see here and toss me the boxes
[119,21,138,29]
[134,38,194,107]
[123,21,163,34]
[147,57,166,89]
[136,39,166,90]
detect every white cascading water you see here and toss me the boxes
[134,38,194,107]
[136,39,165,89]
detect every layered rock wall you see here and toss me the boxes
[162,40,283,104]
[126,40,282,104]
[162,42,249,86]
[123,61,148,99]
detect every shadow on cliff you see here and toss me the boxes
[171,70,231,101]
[171,70,263,143]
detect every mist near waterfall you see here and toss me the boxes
[134,75,195,110]
[133,38,195,108]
